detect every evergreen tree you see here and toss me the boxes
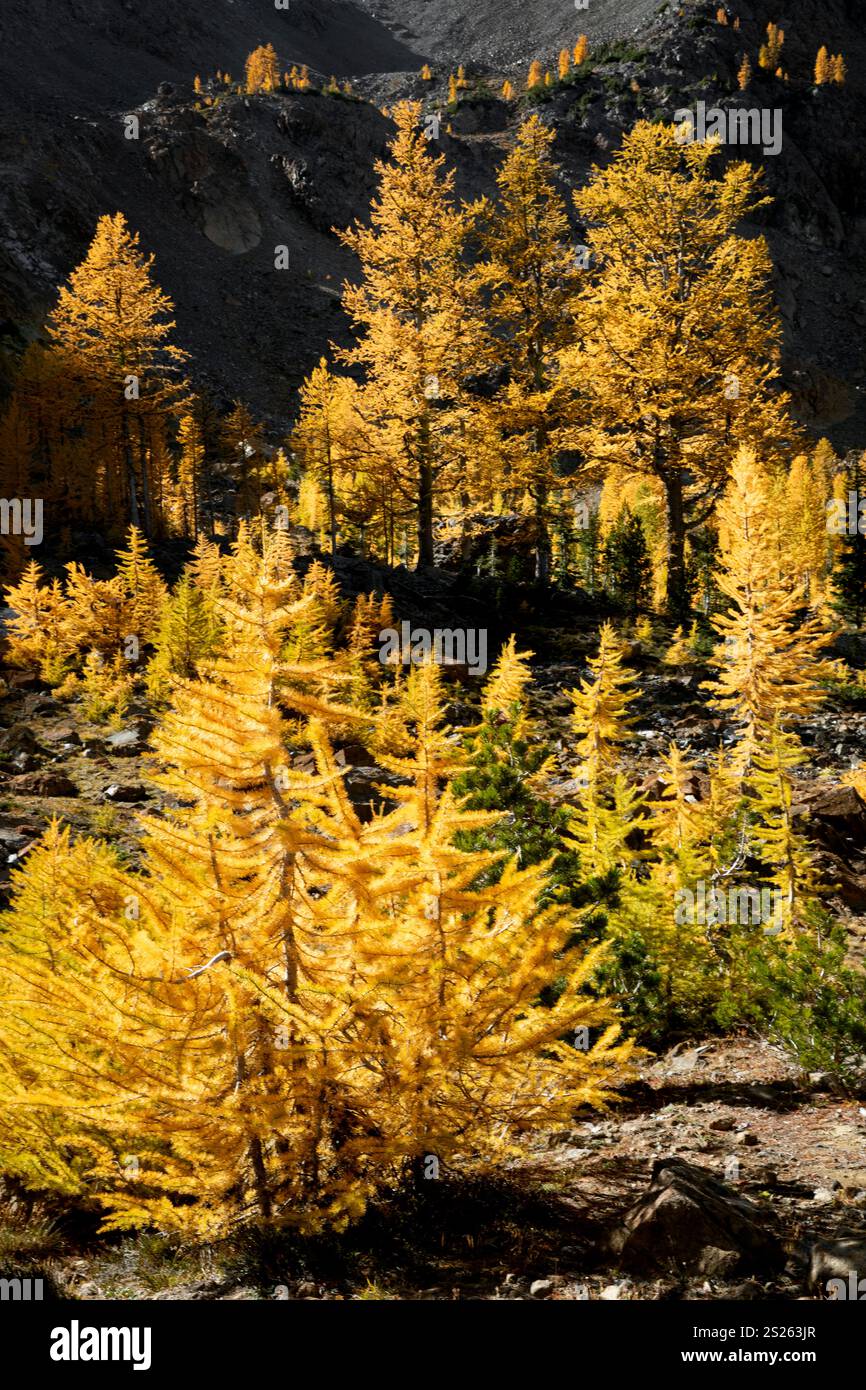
[453,638,572,880]
[601,504,652,610]
[146,573,222,701]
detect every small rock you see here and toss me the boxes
[106,728,141,754]
[0,723,41,756]
[22,693,58,717]
[808,1071,833,1091]
[13,772,78,797]
[812,1188,837,1205]
[736,1132,759,1147]
[610,1157,784,1276]
[709,1117,735,1132]
[42,725,80,746]
[529,1278,554,1298]
[810,1238,866,1294]
[104,783,146,803]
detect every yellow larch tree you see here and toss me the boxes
[337,102,482,568]
[245,43,280,94]
[831,53,846,84]
[0,539,635,1234]
[745,721,823,934]
[567,622,646,880]
[2,562,67,673]
[114,524,168,649]
[45,212,188,534]
[814,46,831,84]
[474,115,586,582]
[173,410,206,539]
[291,359,359,555]
[703,447,833,752]
[558,122,796,615]
[570,621,640,786]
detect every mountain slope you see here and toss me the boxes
[352,0,660,67]
[0,0,864,444]
[0,0,423,116]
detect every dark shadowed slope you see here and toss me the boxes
[0,0,423,116]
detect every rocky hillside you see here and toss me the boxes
[1,0,864,439]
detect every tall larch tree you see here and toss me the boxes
[292,359,359,555]
[245,43,280,94]
[338,102,481,568]
[558,123,796,615]
[46,212,188,534]
[475,115,586,582]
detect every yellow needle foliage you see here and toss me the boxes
[703,447,834,748]
[0,533,634,1236]
[559,123,795,613]
[338,102,482,568]
[245,44,280,94]
[570,621,640,784]
[45,213,188,534]
[474,115,586,580]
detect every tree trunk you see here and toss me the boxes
[663,469,688,618]
[534,483,551,586]
[137,415,153,537]
[417,457,435,568]
[121,407,139,530]
[326,449,337,556]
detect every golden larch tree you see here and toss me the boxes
[0,536,635,1235]
[558,122,796,615]
[475,115,586,582]
[703,447,833,751]
[337,102,481,568]
[46,212,188,534]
